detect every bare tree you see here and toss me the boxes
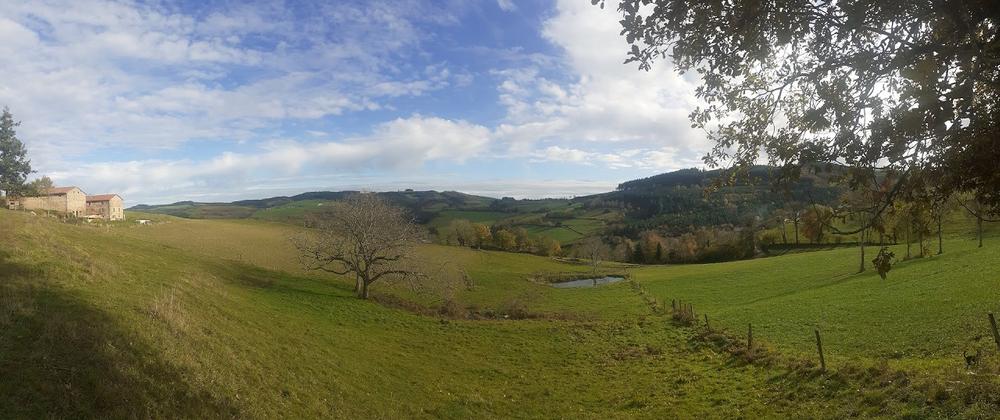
[576,237,610,274]
[293,193,426,299]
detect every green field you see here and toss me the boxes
[430,208,612,245]
[427,210,512,230]
[250,199,332,223]
[3,208,1000,417]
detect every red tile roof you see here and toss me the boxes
[44,186,79,195]
[86,194,121,202]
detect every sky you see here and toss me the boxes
[0,0,708,205]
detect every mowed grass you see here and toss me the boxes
[633,230,1000,370]
[2,209,952,418]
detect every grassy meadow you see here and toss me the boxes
[3,208,1000,417]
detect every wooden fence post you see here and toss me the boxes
[672,299,677,311]
[704,314,710,331]
[989,313,1000,352]
[814,329,826,372]
[747,323,753,354]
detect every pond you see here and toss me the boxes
[550,276,625,288]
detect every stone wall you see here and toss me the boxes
[18,188,87,216]
[66,189,86,216]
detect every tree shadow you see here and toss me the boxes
[208,259,357,300]
[0,250,240,418]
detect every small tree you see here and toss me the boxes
[494,229,517,251]
[513,227,532,252]
[293,194,426,299]
[958,194,998,248]
[576,237,610,274]
[0,107,32,198]
[472,223,492,249]
[445,219,475,247]
[800,205,833,244]
[538,236,561,257]
[25,176,53,196]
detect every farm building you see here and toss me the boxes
[17,186,87,217]
[11,187,125,221]
[86,194,125,221]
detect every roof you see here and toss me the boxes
[44,186,80,195]
[86,194,121,202]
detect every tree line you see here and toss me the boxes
[435,219,562,257]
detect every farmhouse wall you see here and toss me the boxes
[86,195,125,221]
[18,187,88,217]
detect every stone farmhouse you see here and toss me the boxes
[9,186,125,221]
[86,194,125,221]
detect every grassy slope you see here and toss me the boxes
[117,214,646,320]
[1,209,916,419]
[633,224,1000,370]
[4,209,1000,417]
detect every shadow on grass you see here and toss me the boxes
[208,259,358,300]
[0,250,240,418]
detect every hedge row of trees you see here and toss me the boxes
[436,219,562,257]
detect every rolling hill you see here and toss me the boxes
[128,167,848,247]
[3,207,1000,417]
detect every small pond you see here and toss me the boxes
[550,276,625,288]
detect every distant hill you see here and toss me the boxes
[129,190,497,223]
[129,166,846,241]
[571,165,845,236]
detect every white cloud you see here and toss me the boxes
[493,0,708,167]
[497,0,518,12]
[48,116,491,203]
[0,0,464,159]
[530,145,700,171]
[2,0,712,204]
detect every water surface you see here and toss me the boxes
[550,276,624,288]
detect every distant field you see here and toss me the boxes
[427,210,512,230]
[429,208,613,245]
[250,199,329,223]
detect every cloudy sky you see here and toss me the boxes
[0,0,707,205]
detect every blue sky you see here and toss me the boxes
[0,0,707,204]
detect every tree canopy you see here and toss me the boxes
[293,193,426,299]
[601,0,1000,215]
[0,107,32,197]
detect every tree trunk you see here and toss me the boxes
[858,229,866,273]
[937,214,943,255]
[906,226,911,259]
[979,215,984,248]
[918,226,924,257]
[794,220,799,245]
[781,220,788,244]
[361,280,371,299]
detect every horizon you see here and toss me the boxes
[0,0,707,205]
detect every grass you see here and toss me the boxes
[632,229,1000,371]
[3,208,1000,417]
[427,210,511,231]
[429,209,612,245]
[251,199,330,223]
[118,214,645,320]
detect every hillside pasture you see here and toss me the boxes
[4,208,944,418]
[633,234,1000,372]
